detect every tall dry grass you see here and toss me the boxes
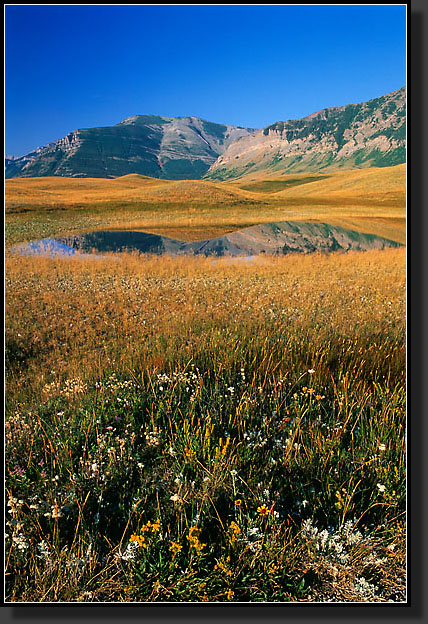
[5,248,406,602]
[6,248,405,400]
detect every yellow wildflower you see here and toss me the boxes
[228,521,241,545]
[257,504,271,516]
[188,526,201,540]
[229,521,241,535]
[187,526,206,553]
[269,563,279,575]
[129,534,148,549]
[140,519,161,534]
[169,541,182,557]
[214,557,233,577]
[335,488,346,510]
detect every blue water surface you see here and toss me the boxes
[11,238,106,259]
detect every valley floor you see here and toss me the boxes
[5,165,406,602]
[5,164,406,247]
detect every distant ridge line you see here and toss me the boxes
[5,87,405,181]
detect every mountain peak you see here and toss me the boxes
[5,116,255,180]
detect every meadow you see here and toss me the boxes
[5,166,406,602]
[5,164,406,245]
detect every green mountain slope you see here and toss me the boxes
[5,116,254,180]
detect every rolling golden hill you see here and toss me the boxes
[5,164,406,246]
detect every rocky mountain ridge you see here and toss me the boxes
[206,87,405,180]
[5,87,405,180]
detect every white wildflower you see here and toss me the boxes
[120,540,139,562]
[51,503,63,519]
[353,576,378,598]
[262,488,270,501]
[319,529,329,550]
[37,540,50,561]
[12,533,29,551]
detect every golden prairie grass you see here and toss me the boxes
[5,165,406,246]
[5,164,405,207]
[5,248,405,397]
[5,176,259,209]
[5,248,406,602]
[5,162,406,602]
[236,164,406,198]
[228,162,405,188]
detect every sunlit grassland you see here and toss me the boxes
[230,163,405,197]
[5,164,406,245]
[5,248,406,602]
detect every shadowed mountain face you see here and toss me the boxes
[5,116,254,180]
[15,222,401,258]
[6,88,405,181]
[58,230,185,255]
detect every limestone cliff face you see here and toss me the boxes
[5,116,255,180]
[55,131,82,154]
[206,87,406,180]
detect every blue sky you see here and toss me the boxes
[5,4,406,156]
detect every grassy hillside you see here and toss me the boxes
[5,176,260,210]
[270,164,406,200]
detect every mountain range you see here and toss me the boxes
[5,87,405,181]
